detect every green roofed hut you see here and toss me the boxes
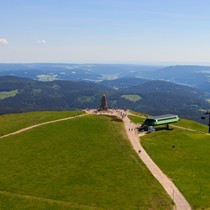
[139,114,179,132]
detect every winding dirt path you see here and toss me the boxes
[87,109,191,210]
[0,113,88,139]
[122,114,191,210]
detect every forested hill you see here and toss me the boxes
[0,76,209,123]
[0,76,114,113]
[142,65,210,93]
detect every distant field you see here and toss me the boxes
[36,74,58,81]
[121,94,142,102]
[0,114,172,209]
[141,128,210,209]
[0,89,18,99]
[0,110,84,136]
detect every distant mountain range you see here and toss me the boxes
[142,65,210,93]
[0,76,209,124]
[0,63,209,93]
[99,77,148,89]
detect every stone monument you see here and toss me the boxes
[99,95,108,111]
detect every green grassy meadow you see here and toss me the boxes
[121,94,142,102]
[141,129,210,209]
[0,114,172,209]
[175,119,208,133]
[0,110,84,137]
[128,115,145,124]
[0,90,19,100]
[129,111,149,117]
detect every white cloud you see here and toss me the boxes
[37,40,47,44]
[0,38,9,46]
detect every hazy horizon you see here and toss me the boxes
[1,62,210,67]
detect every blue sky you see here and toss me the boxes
[1,0,210,64]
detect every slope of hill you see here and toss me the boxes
[0,76,114,114]
[141,128,210,209]
[99,77,147,89]
[0,112,172,209]
[120,80,210,123]
[124,80,209,100]
[127,113,210,209]
[0,110,83,136]
[142,65,210,93]
[129,113,210,209]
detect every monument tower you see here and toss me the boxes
[99,95,108,111]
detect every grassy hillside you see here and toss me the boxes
[141,128,210,209]
[128,115,145,124]
[0,114,172,209]
[0,110,84,136]
[175,119,208,133]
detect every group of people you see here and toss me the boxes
[93,108,128,119]
[114,109,127,119]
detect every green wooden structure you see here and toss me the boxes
[143,114,179,130]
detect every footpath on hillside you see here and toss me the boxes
[86,109,191,210]
[0,113,88,139]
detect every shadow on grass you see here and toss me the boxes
[110,116,123,123]
[155,127,174,132]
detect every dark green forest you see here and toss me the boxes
[0,76,209,123]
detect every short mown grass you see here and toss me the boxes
[129,110,150,117]
[128,115,145,124]
[175,119,208,133]
[0,193,84,210]
[0,110,84,136]
[141,128,210,209]
[0,114,172,209]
